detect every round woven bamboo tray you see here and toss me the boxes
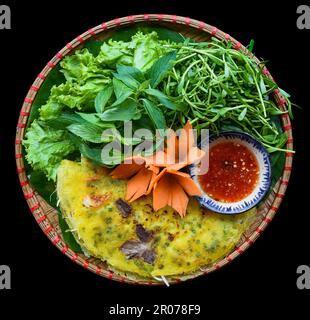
[15,14,294,285]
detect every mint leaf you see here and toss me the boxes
[145,88,178,110]
[99,99,137,121]
[67,123,104,143]
[112,78,133,106]
[45,112,88,129]
[113,73,140,90]
[79,143,103,164]
[142,99,166,129]
[76,112,101,125]
[95,85,113,113]
[79,143,123,167]
[116,64,145,83]
[147,50,177,88]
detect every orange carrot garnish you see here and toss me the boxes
[110,121,206,217]
[111,155,160,202]
[151,167,202,217]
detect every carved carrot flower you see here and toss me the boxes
[111,121,206,216]
[149,121,205,216]
[150,167,202,217]
[111,156,159,202]
[168,121,205,171]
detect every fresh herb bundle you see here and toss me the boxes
[159,38,292,153]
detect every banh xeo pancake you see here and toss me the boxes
[57,159,256,279]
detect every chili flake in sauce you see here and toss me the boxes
[199,141,259,202]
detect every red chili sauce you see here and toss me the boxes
[199,141,259,203]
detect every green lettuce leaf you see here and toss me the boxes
[23,120,77,181]
[97,39,133,67]
[40,101,63,120]
[39,81,109,119]
[47,78,110,111]
[38,49,112,118]
[96,32,170,71]
[129,32,170,71]
[60,48,112,83]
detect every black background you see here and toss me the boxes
[0,0,309,315]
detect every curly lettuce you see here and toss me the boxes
[96,32,170,71]
[60,49,112,83]
[40,49,112,119]
[130,31,170,71]
[97,40,133,67]
[23,120,77,181]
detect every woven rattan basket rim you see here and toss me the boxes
[15,14,293,285]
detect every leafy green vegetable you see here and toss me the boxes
[48,79,110,110]
[147,50,177,88]
[159,38,293,152]
[108,26,185,43]
[28,170,58,207]
[40,101,63,120]
[79,143,122,167]
[131,32,172,71]
[24,30,293,190]
[144,88,178,110]
[270,151,286,187]
[60,48,102,82]
[28,65,65,126]
[142,99,166,129]
[45,112,92,129]
[97,40,132,67]
[79,143,103,165]
[23,121,77,181]
[75,112,103,126]
[116,64,145,83]
[95,85,113,113]
[99,99,138,121]
[112,78,134,106]
[238,108,247,121]
[24,31,180,183]
[38,48,112,119]
[67,123,104,143]
[57,210,83,253]
[95,30,175,70]
[113,72,140,90]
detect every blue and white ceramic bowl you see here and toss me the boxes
[189,131,272,214]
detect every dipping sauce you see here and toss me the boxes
[199,141,259,203]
